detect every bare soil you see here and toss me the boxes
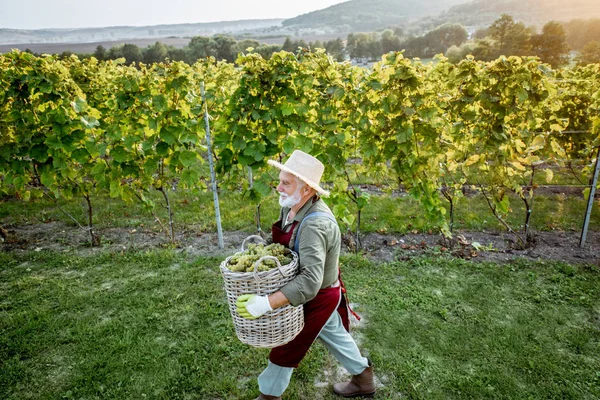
[1,221,598,266]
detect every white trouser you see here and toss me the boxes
[258,309,369,397]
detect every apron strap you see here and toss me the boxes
[293,211,361,323]
[293,211,336,253]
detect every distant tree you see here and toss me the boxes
[393,27,404,37]
[381,29,403,53]
[185,36,217,63]
[324,38,345,61]
[212,35,237,62]
[489,14,515,49]
[401,35,427,58]
[367,39,382,60]
[531,21,570,67]
[427,23,468,55]
[488,14,532,57]
[564,18,600,51]
[107,45,124,60]
[282,37,295,52]
[235,39,261,53]
[445,41,479,63]
[400,23,467,59]
[311,40,324,50]
[253,44,281,59]
[576,41,600,66]
[58,51,75,60]
[470,38,497,61]
[167,47,186,62]
[94,45,107,60]
[445,45,463,64]
[473,28,488,40]
[297,40,308,50]
[143,41,168,64]
[121,44,143,65]
[347,33,372,60]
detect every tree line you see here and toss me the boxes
[445,14,599,67]
[23,15,600,68]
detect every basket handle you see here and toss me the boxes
[252,255,288,283]
[240,235,266,252]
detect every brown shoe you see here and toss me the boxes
[254,394,281,400]
[333,359,376,398]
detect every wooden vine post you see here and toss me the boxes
[201,82,224,249]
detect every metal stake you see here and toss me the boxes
[579,145,600,248]
[201,82,224,249]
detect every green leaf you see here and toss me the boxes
[545,168,554,183]
[40,169,57,188]
[110,180,122,198]
[153,95,168,113]
[528,135,545,152]
[71,97,87,113]
[90,162,106,175]
[464,154,480,166]
[180,168,200,188]
[179,150,198,168]
[583,188,591,202]
[30,144,49,163]
[253,179,272,197]
[498,195,510,214]
[111,146,130,163]
[281,102,294,116]
[232,135,246,150]
[516,88,528,103]
[156,141,170,156]
[71,148,90,164]
[160,128,177,146]
[52,154,67,170]
[81,116,100,128]
[395,126,413,143]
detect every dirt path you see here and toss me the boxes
[1,221,598,266]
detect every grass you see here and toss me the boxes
[1,250,599,399]
[0,187,598,237]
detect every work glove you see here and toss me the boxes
[236,294,272,319]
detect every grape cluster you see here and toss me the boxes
[227,243,293,272]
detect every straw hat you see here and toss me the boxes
[268,150,330,196]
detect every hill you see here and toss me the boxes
[439,0,600,27]
[0,19,284,46]
[282,0,466,31]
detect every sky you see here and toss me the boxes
[0,0,348,30]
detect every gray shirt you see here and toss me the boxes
[278,196,341,306]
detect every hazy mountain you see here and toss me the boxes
[0,19,284,45]
[282,0,467,31]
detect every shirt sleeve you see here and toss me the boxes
[279,219,329,306]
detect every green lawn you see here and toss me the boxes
[1,250,599,399]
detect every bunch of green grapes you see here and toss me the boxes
[227,243,293,272]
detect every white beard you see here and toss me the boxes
[279,189,302,208]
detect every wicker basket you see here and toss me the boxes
[220,236,304,348]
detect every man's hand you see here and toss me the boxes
[235,294,272,319]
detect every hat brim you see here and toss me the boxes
[268,159,330,196]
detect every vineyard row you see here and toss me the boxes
[1,50,599,245]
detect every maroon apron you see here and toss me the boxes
[269,218,353,368]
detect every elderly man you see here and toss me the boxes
[236,150,376,399]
